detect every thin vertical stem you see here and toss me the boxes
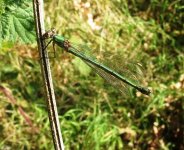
[33,0,64,149]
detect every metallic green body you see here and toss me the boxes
[53,35,150,95]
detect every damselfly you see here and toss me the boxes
[43,29,151,95]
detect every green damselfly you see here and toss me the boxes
[43,29,151,95]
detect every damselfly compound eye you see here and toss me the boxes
[43,28,56,39]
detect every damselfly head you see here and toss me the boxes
[43,28,56,39]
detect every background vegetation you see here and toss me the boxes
[0,0,183,149]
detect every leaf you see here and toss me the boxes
[0,0,5,15]
[0,1,35,46]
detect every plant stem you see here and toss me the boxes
[33,0,64,149]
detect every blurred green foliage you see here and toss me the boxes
[0,0,183,150]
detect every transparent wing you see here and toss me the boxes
[85,60,131,95]
[72,43,144,84]
[69,44,146,95]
